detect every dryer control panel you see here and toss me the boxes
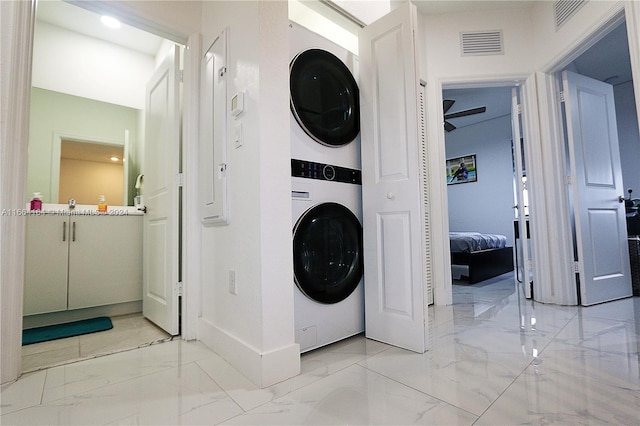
[291,159,361,185]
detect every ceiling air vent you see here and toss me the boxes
[460,30,504,56]
[554,0,587,30]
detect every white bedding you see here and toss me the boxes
[449,232,507,253]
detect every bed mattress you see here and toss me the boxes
[450,232,507,253]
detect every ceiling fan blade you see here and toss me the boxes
[443,99,455,114]
[444,121,456,132]
[444,106,487,120]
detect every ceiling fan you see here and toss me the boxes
[443,99,487,132]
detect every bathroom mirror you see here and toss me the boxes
[56,138,127,206]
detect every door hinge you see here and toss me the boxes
[176,172,184,187]
[179,69,184,83]
[515,103,522,114]
[566,175,573,185]
[559,91,566,103]
[574,261,580,273]
[175,281,183,296]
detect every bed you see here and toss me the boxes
[450,232,514,284]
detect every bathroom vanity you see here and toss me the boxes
[23,206,143,319]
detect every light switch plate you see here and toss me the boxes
[231,91,245,117]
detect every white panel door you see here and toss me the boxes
[563,70,632,306]
[359,2,428,353]
[143,46,181,334]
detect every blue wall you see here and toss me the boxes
[446,114,516,246]
[616,81,640,198]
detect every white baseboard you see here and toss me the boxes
[198,318,300,388]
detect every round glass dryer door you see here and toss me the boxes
[290,49,360,147]
[293,202,363,304]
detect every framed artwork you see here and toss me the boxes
[446,154,477,185]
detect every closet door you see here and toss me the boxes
[359,2,429,353]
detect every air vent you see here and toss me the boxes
[460,30,504,56]
[554,0,587,30]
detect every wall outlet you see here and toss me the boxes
[229,270,237,295]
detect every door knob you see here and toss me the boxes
[619,195,625,203]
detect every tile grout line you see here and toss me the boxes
[470,308,580,424]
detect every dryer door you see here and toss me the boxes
[293,202,363,304]
[290,49,360,147]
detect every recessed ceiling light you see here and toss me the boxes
[101,16,121,29]
[110,156,120,162]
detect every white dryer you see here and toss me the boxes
[291,159,364,352]
[289,22,361,169]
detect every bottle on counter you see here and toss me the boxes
[98,195,107,213]
[30,192,42,211]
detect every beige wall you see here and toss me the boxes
[59,159,123,205]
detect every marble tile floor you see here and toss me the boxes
[2,275,639,425]
[21,313,172,373]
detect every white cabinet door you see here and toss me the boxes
[68,216,143,310]
[23,215,69,315]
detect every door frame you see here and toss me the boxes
[434,75,537,305]
[1,1,200,384]
[537,5,640,305]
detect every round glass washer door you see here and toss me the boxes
[290,49,360,147]
[293,202,363,304]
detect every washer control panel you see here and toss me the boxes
[291,159,361,185]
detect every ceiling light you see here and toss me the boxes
[101,16,121,29]
[110,156,120,162]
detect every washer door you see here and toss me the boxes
[293,202,363,304]
[290,49,360,147]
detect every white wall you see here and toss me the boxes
[530,1,626,71]
[422,7,535,82]
[198,0,298,388]
[32,21,155,110]
[446,115,516,246]
[289,0,359,54]
[89,0,201,43]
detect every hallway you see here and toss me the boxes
[2,275,639,424]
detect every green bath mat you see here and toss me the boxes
[22,317,113,345]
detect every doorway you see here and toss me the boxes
[443,85,523,308]
[22,0,180,371]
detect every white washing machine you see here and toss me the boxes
[289,22,361,170]
[291,159,364,352]
[290,23,364,352]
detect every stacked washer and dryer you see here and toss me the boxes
[289,22,364,353]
